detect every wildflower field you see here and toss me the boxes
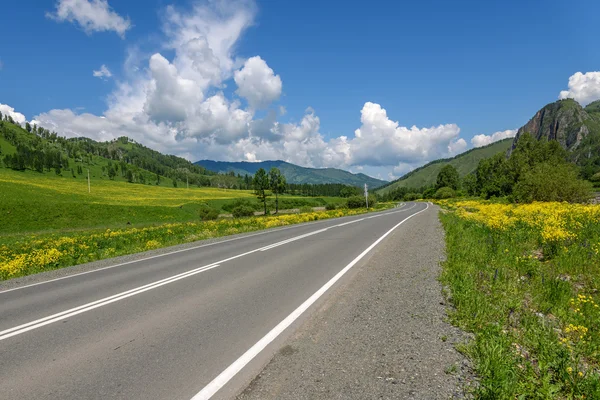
[438,200,600,398]
[0,208,375,280]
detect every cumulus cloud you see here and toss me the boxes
[234,56,282,109]
[559,71,600,107]
[47,0,131,38]
[471,129,517,148]
[349,102,465,166]
[31,0,464,179]
[0,104,27,125]
[93,64,112,80]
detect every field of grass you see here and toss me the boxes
[0,168,345,235]
[438,200,600,398]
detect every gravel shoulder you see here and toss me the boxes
[237,205,474,399]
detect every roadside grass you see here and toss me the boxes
[0,206,392,281]
[0,168,343,234]
[438,200,600,399]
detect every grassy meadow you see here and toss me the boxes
[0,167,368,280]
[438,200,600,398]
[0,168,345,235]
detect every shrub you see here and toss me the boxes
[198,205,220,221]
[299,206,313,213]
[232,205,255,218]
[222,198,257,212]
[346,195,377,209]
[404,192,420,201]
[434,186,455,199]
[325,203,336,211]
[512,162,592,203]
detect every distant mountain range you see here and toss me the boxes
[194,160,388,188]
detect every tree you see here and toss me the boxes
[173,179,178,188]
[25,122,31,132]
[512,162,592,203]
[108,166,117,180]
[269,167,286,214]
[436,165,460,190]
[253,168,270,215]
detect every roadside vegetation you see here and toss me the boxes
[0,207,389,281]
[439,200,600,398]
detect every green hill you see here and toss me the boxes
[377,139,513,194]
[195,160,388,188]
[0,119,219,188]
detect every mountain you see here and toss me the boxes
[195,160,388,188]
[511,98,600,178]
[376,139,513,194]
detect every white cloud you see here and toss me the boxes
[0,104,26,125]
[471,129,517,148]
[234,56,282,109]
[47,0,131,38]
[92,64,112,80]
[348,102,465,166]
[30,1,464,179]
[559,71,600,107]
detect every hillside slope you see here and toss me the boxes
[195,159,388,188]
[0,120,216,187]
[377,139,513,194]
[511,99,600,178]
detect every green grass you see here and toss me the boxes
[0,168,345,236]
[439,208,600,399]
[377,139,513,194]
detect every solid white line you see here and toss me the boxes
[190,203,429,400]
[0,264,221,341]
[335,218,364,227]
[0,208,405,295]
[259,228,329,251]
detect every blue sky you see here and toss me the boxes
[1,0,599,180]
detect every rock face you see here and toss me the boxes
[511,99,591,152]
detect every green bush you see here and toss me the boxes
[222,198,258,212]
[299,206,313,213]
[325,203,336,211]
[434,186,455,199]
[512,162,592,203]
[232,205,256,218]
[404,192,420,201]
[198,205,220,221]
[346,195,377,209]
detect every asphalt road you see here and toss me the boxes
[0,202,429,400]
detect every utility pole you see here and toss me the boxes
[87,169,91,193]
[364,183,369,209]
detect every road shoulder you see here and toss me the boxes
[237,205,474,399]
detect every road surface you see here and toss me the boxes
[0,202,429,400]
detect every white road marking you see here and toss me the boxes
[0,206,416,340]
[259,228,329,251]
[190,202,430,400]
[0,206,411,295]
[0,264,220,341]
[335,218,364,227]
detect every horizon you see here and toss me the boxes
[1,0,599,181]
